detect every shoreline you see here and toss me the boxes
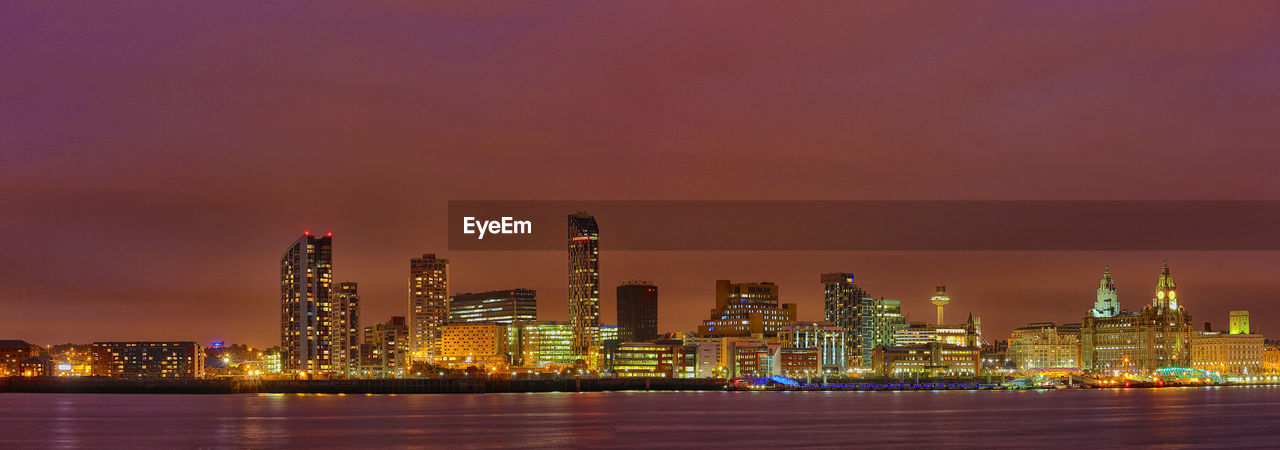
[5,376,1275,395]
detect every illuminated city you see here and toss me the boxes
[5,1,1280,447]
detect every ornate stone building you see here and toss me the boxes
[1081,261,1193,374]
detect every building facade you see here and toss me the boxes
[617,281,659,342]
[872,342,980,377]
[608,341,695,378]
[1191,312,1264,375]
[330,281,361,377]
[440,323,509,368]
[821,273,870,366]
[408,253,449,362]
[517,321,576,369]
[0,340,40,377]
[568,212,601,366]
[91,342,205,378]
[777,347,822,378]
[780,321,848,373]
[1081,262,1193,374]
[698,280,797,338]
[280,232,333,375]
[360,316,410,378]
[857,297,906,367]
[448,289,537,325]
[1008,322,1081,372]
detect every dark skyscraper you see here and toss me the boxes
[280,232,334,375]
[617,281,658,342]
[331,281,360,377]
[568,212,600,364]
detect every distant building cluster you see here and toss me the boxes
[4,213,1277,385]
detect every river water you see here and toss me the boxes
[3,386,1279,448]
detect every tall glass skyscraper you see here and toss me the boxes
[568,212,600,364]
[822,273,868,366]
[280,232,333,375]
[408,253,449,362]
[822,273,905,366]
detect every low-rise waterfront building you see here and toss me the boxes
[440,323,509,369]
[19,357,55,377]
[1264,340,1280,373]
[1008,322,1081,372]
[517,321,576,369]
[0,340,40,377]
[780,321,848,373]
[872,342,981,377]
[91,342,205,378]
[777,347,821,378]
[1191,312,1264,375]
[608,341,695,378]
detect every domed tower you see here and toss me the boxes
[930,284,951,325]
[1091,265,1119,318]
[1153,259,1178,311]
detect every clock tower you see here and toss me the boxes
[1153,259,1178,311]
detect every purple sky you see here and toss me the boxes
[3,1,1280,347]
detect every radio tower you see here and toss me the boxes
[930,284,951,325]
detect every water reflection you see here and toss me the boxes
[4,387,1280,447]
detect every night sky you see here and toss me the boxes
[3,1,1280,347]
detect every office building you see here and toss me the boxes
[1008,322,1081,372]
[360,316,410,378]
[858,297,907,366]
[734,344,776,378]
[280,232,334,375]
[330,281,361,377]
[568,212,601,365]
[448,289,537,324]
[777,348,822,378]
[408,253,449,362]
[91,342,205,378]
[872,342,981,377]
[608,341,696,378]
[440,323,509,368]
[780,321,848,373]
[617,281,658,342]
[698,280,797,338]
[518,321,576,369]
[684,337,726,378]
[1081,261,1193,374]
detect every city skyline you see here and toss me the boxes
[4,223,1274,348]
[5,2,1280,349]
